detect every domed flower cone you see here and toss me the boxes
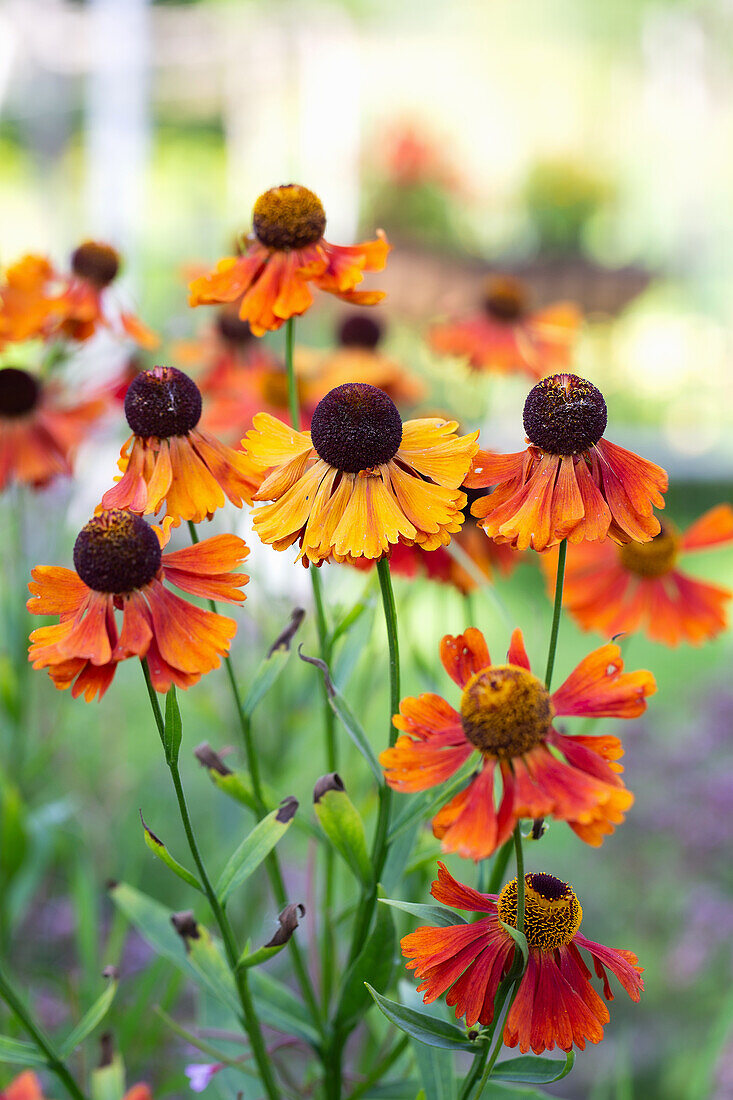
[100,366,261,525]
[541,504,733,646]
[0,366,108,490]
[28,509,249,700]
[467,373,668,551]
[244,382,479,565]
[50,241,158,347]
[380,626,655,859]
[402,863,643,1054]
[189,184,390,336]
[429,275,580,379]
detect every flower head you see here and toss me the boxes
[429,275,580,379]
[28,508,249,700]
[467,373,668,551]
[51,241,158,347]
[307,313,424,407]
[542,504,733,646]
[0,366,108,490]
[0,1073,152,1100]
[101,365,261,525]
[188,183,390,336]
[0,255,59,343]
[380,626,655,859]
[245,382,478,564]
[402,862,643,1053]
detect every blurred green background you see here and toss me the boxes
[0,0,732,1097]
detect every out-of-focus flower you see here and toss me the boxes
[430,276,580,379]
[304,314,424,408]
[375,121,459,191]
[0,366,108,491]
[50,241,158,348]
[467,373,668,551]
[101,366,260,526]
[541,505,733,646]
[185,1063,222,1092]
[0,1073,153,1100]
[189,184,390,336]
[245,382,478,565]
[28,509,249,699]
[381,626,654,859]
[0,255,59,344]
[402,862,643,1053]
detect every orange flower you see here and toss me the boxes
[0,367,108,490]
[430,276,580,379]
[28,509,248,700]
[245,383,478,565]
[188,184,390,336]
[380,627,655,860]
[467,373,668,551]
[402,863,643,1053]
[542,504,733,646]
[307,314,424,407]
[0,1072,152,1100]
[101,366,260,525]
[51,241,158,347]
[0,255,59,344]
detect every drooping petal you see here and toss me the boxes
[439,629,491,688]
[552,643,655,718]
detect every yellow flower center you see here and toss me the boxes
[483,275,528,323]
[498,873,583,951]
[460,665,553,757]
[252,184,327,251]
[71,241,120,287]
[618,527,679,577]
[0,367,41,418]
[74,510,161,594]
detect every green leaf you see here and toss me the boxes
[336,888,395,1031]
[237,943,285,970]
[360,1083,420,1099]
[208,768,259,813]
[492,1051,575,1084]
[140,812,202,892]
[365,986,484,1053]
[59,972,119,1057]
[91,1055,126,1100]
[412,1041,456,1100]
[313,777,371,885]
[0,1034,46,1067]
[237,903,305,970]
[109,882,239,1016]
[185,924,241,1018]
[0,767,27,884]
[499,922,529,971]
[242,647,292,716]
[249,969,322,1047]
[216,798,298,903]
[299,647,383,783]
[380,899,467,927]
[163,687,182,766]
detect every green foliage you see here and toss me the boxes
[365,986,484,1053]
[215,799,297,903]
[314,778,372,885]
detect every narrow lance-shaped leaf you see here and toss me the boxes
[91,1054,126,1100]
[336,887,396,1032]
[365,985,485,1053]
[163,687,182,767]
[379,898,468,928]
[313,774,372,885]
[243,608,305,716]
[237,903,305,970]
[216,797,298,904]
[140,811,202,892]
[491,1050,575,1084]
[171,911,241,1018]
[412,1040,456,1100]
[0,1035,46,1067]
[299,647,383,784]
[58,967,119,1058]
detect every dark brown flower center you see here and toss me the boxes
[0,368,41,417]
[498,873,583,951]
[73,510,161,594]
[483,275,528,322]
[618,526,679,577]
[124,366,202,438]
[338,315,382,349]
[310,383,403,473]
[216,307,254,346]
[71,241,120,288]
[523,373,607,455]
[252,184,326,251]
[460,665,553,757]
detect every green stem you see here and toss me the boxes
[0,959,88,1100]
[513,825,525,933]
[185,520,322,1024]
[543,538,567,692]
[458,978,514,1100]
[347,559,400,964]
[140,662,281,1100]
[284,317,298,429]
